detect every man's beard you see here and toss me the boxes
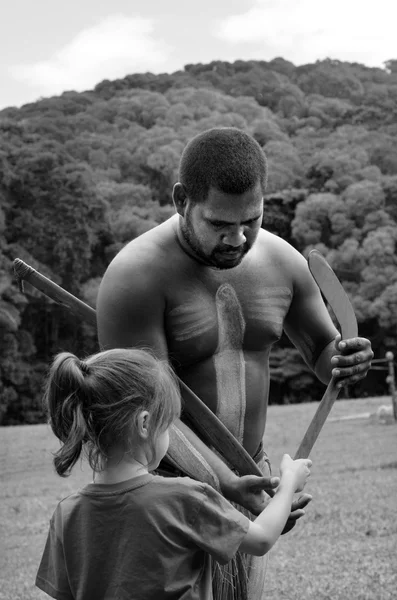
[181,219,250,270]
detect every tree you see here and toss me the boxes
[295,59,365,99]
[385,59,397,75]
[5,144,107,289]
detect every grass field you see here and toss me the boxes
[1,396,396,600]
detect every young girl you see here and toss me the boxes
[36,348,312,600]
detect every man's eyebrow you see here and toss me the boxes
[206,215,262,225]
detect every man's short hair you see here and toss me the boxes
[178,127,268,202]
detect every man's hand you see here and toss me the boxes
[222,474,312,534]
[281,493,312,535]
[222,474,280,515]
[331,334,373,389]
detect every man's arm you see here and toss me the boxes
[97,246,169,358]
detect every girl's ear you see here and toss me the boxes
[136,411,150,440]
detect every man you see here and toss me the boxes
[97,128,373,599]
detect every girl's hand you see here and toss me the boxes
[280,454,312,493]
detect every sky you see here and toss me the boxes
[1,0,396,110]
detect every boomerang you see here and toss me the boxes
[294,250,358,459]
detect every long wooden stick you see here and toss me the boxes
[294,378,340,459]
[14,259,97,325]
[13,258,263,478]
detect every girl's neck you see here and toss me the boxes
[93,453,149,485]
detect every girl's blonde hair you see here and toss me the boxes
[44,348,181,477]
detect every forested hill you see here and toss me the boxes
[1,57,397,424]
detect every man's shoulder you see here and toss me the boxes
[102,216,180,285]
[115,216,178,268]
[257,228,295,251]
[255,228,304,266]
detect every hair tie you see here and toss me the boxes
[80,360,90,376]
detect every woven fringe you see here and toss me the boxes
[212,551,248,600]
[211,450,271,600]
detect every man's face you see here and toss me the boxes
[180,182,264,269]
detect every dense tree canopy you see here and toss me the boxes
[1,57,397,423]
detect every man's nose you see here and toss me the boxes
[222,226,246,247]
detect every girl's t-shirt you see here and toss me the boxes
[36,473,250,600]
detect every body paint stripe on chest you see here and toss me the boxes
[245,288,292,324]
[214,283,246,444]
[168,304,215,342]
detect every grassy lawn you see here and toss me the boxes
[1,396,396,599]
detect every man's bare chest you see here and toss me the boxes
[164,271,292,366]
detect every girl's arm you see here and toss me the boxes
[239,455,312,556]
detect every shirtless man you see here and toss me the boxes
[97,127,373,598]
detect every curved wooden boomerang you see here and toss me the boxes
[294,250,358,459]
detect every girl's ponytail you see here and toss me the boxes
[44,353,90,477]
[44,347,181,476]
